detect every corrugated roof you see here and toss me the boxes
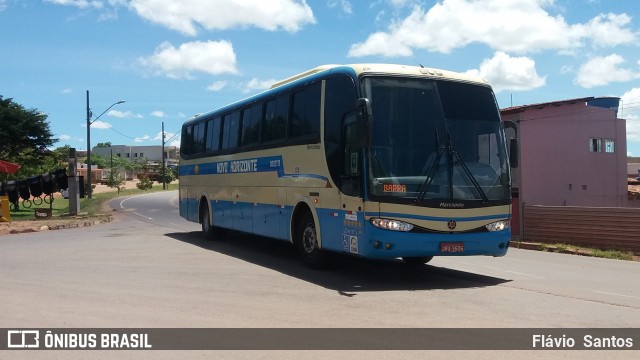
[500,97,594,115]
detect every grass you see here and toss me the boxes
[536,242,634,261]
[6,183,178,221]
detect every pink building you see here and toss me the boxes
[501,97,627,237]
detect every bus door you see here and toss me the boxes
[340,113,365,255]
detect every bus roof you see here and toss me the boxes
[270,63,490,89]
[187,63,490,124]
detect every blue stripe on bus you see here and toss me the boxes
[179,155,328,182]
[368,212,511,222]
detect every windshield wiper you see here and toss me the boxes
[416,129,444,201]
[446,131,489,203]
[416,128,489,203]
[452,150,489,202]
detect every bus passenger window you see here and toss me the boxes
[263,94,288,143]
[206,117,221,152]
[223,111,240,150]
[241,103,263,146]
[290,82,321,141]
[193,122,205,154]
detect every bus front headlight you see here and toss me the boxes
[485,220,511,232]
[370,218,414,232]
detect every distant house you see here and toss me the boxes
[501,97,627,237]
[89,145,179,181]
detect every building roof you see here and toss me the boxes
[500,97,594,115]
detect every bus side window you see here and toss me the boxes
[263,94,288,143]
[181,125,193,156]
[206,117,221,153]
[223,111,240,150]
[290,82,321,142]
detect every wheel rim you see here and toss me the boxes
[301,224,317,254]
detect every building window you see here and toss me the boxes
[590,138,615,153]
[604,139,615,153]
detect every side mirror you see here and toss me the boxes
[356,98,372,147]
[509,138,519,168]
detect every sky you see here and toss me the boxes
[1,0,640,155]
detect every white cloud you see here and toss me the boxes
[139,41,237,79]
[575,54,640,88]
[134,135,151,143]
[153,131,177,141]
[622,88,640,143]
[108,110,143,119]
[349,0,638,57]
[464,52,546,93]
[207,81,228,92]
[150,110,166,118]
[575,13,638,48]
[90,120,112,129]
[58,134,72,141]
[45,0,103,9]
[328,0,352,15]
[242,78,277,93]
[130,0,315,36]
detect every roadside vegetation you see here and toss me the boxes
[8,182,178,221]
[514,241,636,261]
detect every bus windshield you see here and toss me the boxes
[362,77,510,205]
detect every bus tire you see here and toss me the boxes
[200,202,216,240]
[402,256,433,265]
[296,212,326,269]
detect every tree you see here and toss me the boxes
[105,171,125,193]
[0,96,56,178]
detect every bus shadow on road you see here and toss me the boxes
[165,231,511,294]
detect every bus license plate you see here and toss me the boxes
[440,242,464,253]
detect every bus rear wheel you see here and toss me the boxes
[296,212,326,269]
[402,256,433,265]
[200,202,216,239]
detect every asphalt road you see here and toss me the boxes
[1,190,638,359]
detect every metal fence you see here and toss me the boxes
[523,205,640,254]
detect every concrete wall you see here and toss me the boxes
[516,102,627,207]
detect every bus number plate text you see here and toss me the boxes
[440,242,464,253]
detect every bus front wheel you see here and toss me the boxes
[296,212,326,269]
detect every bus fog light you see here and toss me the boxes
[373,241,381,249]
[370,218,414,232]
[485,220,510,232]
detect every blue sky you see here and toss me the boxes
[1,0,640,154]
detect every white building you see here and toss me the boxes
[91,145,178,166]
[90,145,179,181]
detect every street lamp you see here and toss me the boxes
[86,90,125,199]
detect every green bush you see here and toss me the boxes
[136,177,153,191]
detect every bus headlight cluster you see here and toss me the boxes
[370,218,414,232]
[485,220,510,232]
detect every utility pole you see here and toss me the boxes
[162,121,166,190]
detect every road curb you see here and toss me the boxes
[3,216,113,235]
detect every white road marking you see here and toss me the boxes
[505,270,546,279]
[594,291,640,300]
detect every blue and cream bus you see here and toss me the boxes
[179,64,514,267]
